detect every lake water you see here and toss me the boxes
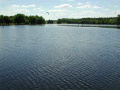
[0,24,120,89]
[58,24,120,29]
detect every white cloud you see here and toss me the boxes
[33,8,44,11]
[93,6,101,9]
[114,10,120,14]
[67,0,74,1]
[68,10,110,18]
[78,3,83,5]
[48,9,68,13]
[21,4,36,8]
[11,4,36,8]
[54,4,72,8]
[11,5,20,8]
[77,5,91,9]
[14,9,30,12]
[6,4,36,15]
[77,3,101,9]
[82,10,95,14]
[77,2,101,9]
[116,10,120,13]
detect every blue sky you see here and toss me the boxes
[0,0,120,20]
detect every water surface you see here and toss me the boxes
[58,24,120,29]
[0,25,120,89]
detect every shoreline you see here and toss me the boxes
[0,24,45,26]
[1,24,120,29]
[0,23,119,26]
[58,24,120,29]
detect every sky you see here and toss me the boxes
[0,0,120,20]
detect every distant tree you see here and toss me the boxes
[29,16,36,24]
[47,20,54,24]
[41,17,45,24]
[24,16,29,24]
[13,14,25,24]
[25,19,29,24]
[35,15,39,19]
[37,18,42,24]
[57,17,117,24]
[37,16,45,24]
[57,19,61,24]
[0,14,45,25]
[0,15,4,25]
[4,16,10,24]
[117,14,120,24]
[9,16,13,23]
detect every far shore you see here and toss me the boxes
[1,24,120,29]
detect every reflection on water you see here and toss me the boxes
[0,25,120,89]
[58,24,120,29]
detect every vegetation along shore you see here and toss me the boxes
[0,14,45,25]
[0,14,120,25]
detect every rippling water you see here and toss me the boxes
[0,25,120,89]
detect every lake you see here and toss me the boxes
[0,24,120,89]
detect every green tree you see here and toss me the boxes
[41,16,45,24]
[13,14,25,24]
[29,16,36,24]
[0,15,4,25]
[117,15,120,24]
[36,16,45,24]
[24,16,29,24]
[4,16,10,24]
[37,18,42,24]
[57,17,117,24]
[47,20,54,24]
[25,19,29,24]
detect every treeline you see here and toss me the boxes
[57,15,120,25]
[1,14,120,25]
[0,14,45,25]
[47,20,57,24]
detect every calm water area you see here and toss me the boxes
[0,24,120,89]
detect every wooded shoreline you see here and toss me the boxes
[0,14,120,25]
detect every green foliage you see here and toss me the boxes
[13,14,25,24]
[25,19,29,24]
[4,16,10,24]
[9,16,13,23]
[117,15,120,24]
[0,13,119,25]
[0,14,45,25]
[57,17,117,24]
[47,20,54,24]
[29,16,36,24]
[36,16,45,24]
[0,15,4,24]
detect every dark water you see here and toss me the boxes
[0,25,120,90]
